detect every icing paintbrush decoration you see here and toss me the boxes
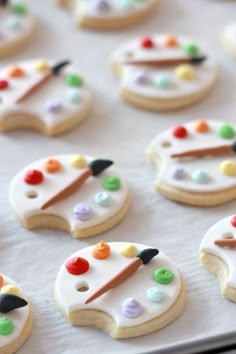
[171,142,236,159]
[0,0,8,6]
[125,56,207,67]
[0,294,28,313]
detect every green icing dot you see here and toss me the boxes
[102,176,121,191]
[12,4,27,15]
[153,268,174,284]
[218,124,235,139]
[65,74,84,87]
[0,317,14,335]
[182,43,198,56]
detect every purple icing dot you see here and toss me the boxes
[45,99,63,114]
[171,166,186,180]
[132,71,150,85]
[73,204,94,221]
[90,0,111,11]
[121,298,143,318]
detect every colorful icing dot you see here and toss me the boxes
[0,275,4,288]
[119,0,135,10]
[153,268,174,284]
[94,191,112,207]
[73,204,94,221]
[119,244,138,258]
[43,158,62,174]
[69,155,87,168]
[24,170,44,185]
[175,64,195,80]
[171,166,186,180]
[90,0,111,11]
[172,125,188,139]
[33,60,49,73]
[146,287,165,302]
[230,215,236,228]
[66,89,83,104]
[65,257,89,275]
[5,17,21,30]
[91,240,111,259]
[139,36,155,49]
[45,99,64,114]
[1,285,20,296]
[133,70,150,85]
[102,176,121,191]
[218,124,235,139]
[65,74,84,87]
[12,4,27,15]
[0,80,9,90]
[121,298,143,318]
[194,120,209,133]
[191,170,209,184]
[219,160,236,176]
[163,35,178,47]
[0,317,14,335]
[8,66,25,78]
[182,43,198,56]
[154,74,173,89]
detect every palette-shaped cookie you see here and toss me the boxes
[0,274,33,354]
[146,120,236,206]
[56,0,159,30]
[0,59,92,136]
[200,215,236,302]
[221,22,236,59]
[9,154,130,238]
[55,241,185,338]
[0,1,35,57]
[110,34,218,111]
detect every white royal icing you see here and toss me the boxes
[200,216,236,289]
[0,275,30,348]
[9,155,129,234]
[148,120,236,193]
[55,242,182,328]
[223,23,236,46]
[0,60,92,130]
[111,34,217,100]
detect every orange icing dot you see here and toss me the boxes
[43,158,62,173]
[8,66,25,78]
[92,241,111,259]
[194,120,209,133]
[163,35,178,47]
[0,275,4,287]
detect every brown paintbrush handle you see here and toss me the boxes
[214,239,236,248]
[41,168,92,210]
[85,258,143,304]
[125,57,190,67]
[171,145,232,159]
[15,70,53,104]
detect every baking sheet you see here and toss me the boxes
[1,0,236,353]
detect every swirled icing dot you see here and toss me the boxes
[218,124,235,139]
[65,257,89,275]
[33,60,49,73]
[0,275,4,287]
[0,80,9,90]
[90,0,111,11]
[119,244,138,258]
[65,74,84,87]
[94,191,112,207]
[45,99,64,114]
[194,120,209,133]
[171,166,186,180]
[219,160,236,176]
[230,215,236,227]
[163,35,178,47]
[24,170,44,185]
[121,298,143,318]
[146,287,166,302]
[0,317,14,335]
[140,36,155,49]
[183,43,198,55]
[12,4,27,15]
[66,89,83,103]
[92,240,111,259]
[8,66,25,78]
[102,176,121,191]
[43,158,62,173]
[1,285,20,296]
[153,268,174,284]
[133,70,150,85]
[191,170,209,184]
[154,74,173,89]
[5,17,21,30]
[73,204,94,221]
[69,155,87,168]
[172,125,188,139]
[175,64,195,80]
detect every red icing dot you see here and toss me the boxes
[24,169,44,185]
[66,257,89,275]
[172,125,188,139]
[231,215,236,227]
[140,36,155,49]
[0,80,9,90]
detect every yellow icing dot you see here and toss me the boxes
[33,60,49,73]
[120,244,138,258]
[69,155,87,168]
[219,160,236,176]
[1,284,20,296]
[175,64,195,81]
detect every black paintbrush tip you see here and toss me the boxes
[89,159,113,176]
[0,294,28,313]
[190,56,207,64]
[0,0,8,5]
[52,60,70,75]
[137,248,159,264]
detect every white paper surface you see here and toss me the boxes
[1,0,236,353]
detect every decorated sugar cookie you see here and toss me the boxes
[55,0,159,30]
[110,34,218,111]
[9,154,130,238]
[55,241,185,338]
[0,59,92,136]
[0,1,36,57]
[221,23,236,59]
[200,215,236,302]
[146,120,236,206]
[0,274,33,354]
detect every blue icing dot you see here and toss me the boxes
[191,170,209,184]
[66,89,83,104]
[154,74,173,89]
[94,192,112,207]
[5,16,22,30]
[146,287,165,302]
